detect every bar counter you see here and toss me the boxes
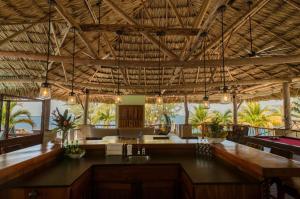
[1,137,300,199]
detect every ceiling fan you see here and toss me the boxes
[242,0,292,58]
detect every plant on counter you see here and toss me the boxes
[204,118,227,143]
[52,108,80,144]
[64,140,85,159]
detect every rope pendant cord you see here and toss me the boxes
[71,27,76,94]
[159,35,161,96]
[98,0,101,56]
[45,0,52,84]
[204,36,207,97]
[248,1,253,54]
[117,34,120,95]
[221,8,226,91]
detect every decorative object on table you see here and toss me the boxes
[52,108,80,144]
[64,140,85,159]
[157,113,171,135]
[205,118,228,144]
[197,143,214,159]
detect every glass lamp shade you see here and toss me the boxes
[220,91,231,104]
[39,83,51,99]
[203,96,210,109]
[67,92,76,105]
[156,96,163,104]
[115,95,122,104]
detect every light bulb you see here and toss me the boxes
[115,95,122,104]
[203,96,210,109]
[220,92,231,104]
[156,96,163,104]
[39,83,51,99]
[67,92,76,105]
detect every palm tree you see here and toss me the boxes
[238,102,282,128]
[1,102,35,129]
[145,103,181,125]
[211,110,232,125]
[91,104,115,126]
[291,98,300,128]
[190,105,210,127]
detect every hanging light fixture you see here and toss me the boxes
[67,28,77,105]
[201,32,210,109]
[39,0,52,99]
[219,5,231,104]
[156,31,164,105]
[115,30,122,104]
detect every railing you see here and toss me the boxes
[0,133,42,154]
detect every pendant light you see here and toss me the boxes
[115,31,122,104]
[39,0,52,99]
[67,28,77,105]
[156,31,164,105]
[219,5,231,104]
[201,32,210,109]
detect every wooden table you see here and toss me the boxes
[0,143,62,185]
[212,140,300,179]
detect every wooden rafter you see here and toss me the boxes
[1,50,300,68]
[54,0,98,58]
[103,0,178,59]
[166,0,184,28]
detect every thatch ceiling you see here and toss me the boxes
[0,0,299,103]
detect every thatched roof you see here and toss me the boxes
[0,0,299,103]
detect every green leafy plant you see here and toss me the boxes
[206,118,227,138]
[64,140,85,155]
[51,108,80,142]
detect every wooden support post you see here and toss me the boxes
[233,93,238,125]
[40,99,51,142]
[4,101,11,139]
[83,90,90,125]
[0,95,3,133]
[283,82,291,130]
[184,95,189,125]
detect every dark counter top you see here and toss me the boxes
[10,155,258,188]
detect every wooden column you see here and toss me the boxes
[83,90,89,125]
[283,82,291,129]
[0,95,3,133]
[233,93,238,125]
[4,100,10,139]
[184,95,189,125]
[44,100,51,131]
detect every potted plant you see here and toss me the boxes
[52,108,80,144]
[64,140,85,159]
[205,118,227,144]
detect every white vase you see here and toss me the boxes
[207,138,226,144]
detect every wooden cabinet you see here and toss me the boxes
[93,165,180,199]
[4,170,91,199]
[118,105,144,128]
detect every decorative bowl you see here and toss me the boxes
[66,151,85,159]
[207,138,226,144]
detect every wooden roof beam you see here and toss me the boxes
[283,0,300,11]
[80,24,199,36]
[0,76,293,91]
[1,50,300,68]
[54,0,98,58]
[166,0,184,28]
[0,18,46,47]
[103,0,178,59]
[194,0,271,59]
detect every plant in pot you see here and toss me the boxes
[52,108,80,145]
[206,118,228,144]
[64,140,85,159]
